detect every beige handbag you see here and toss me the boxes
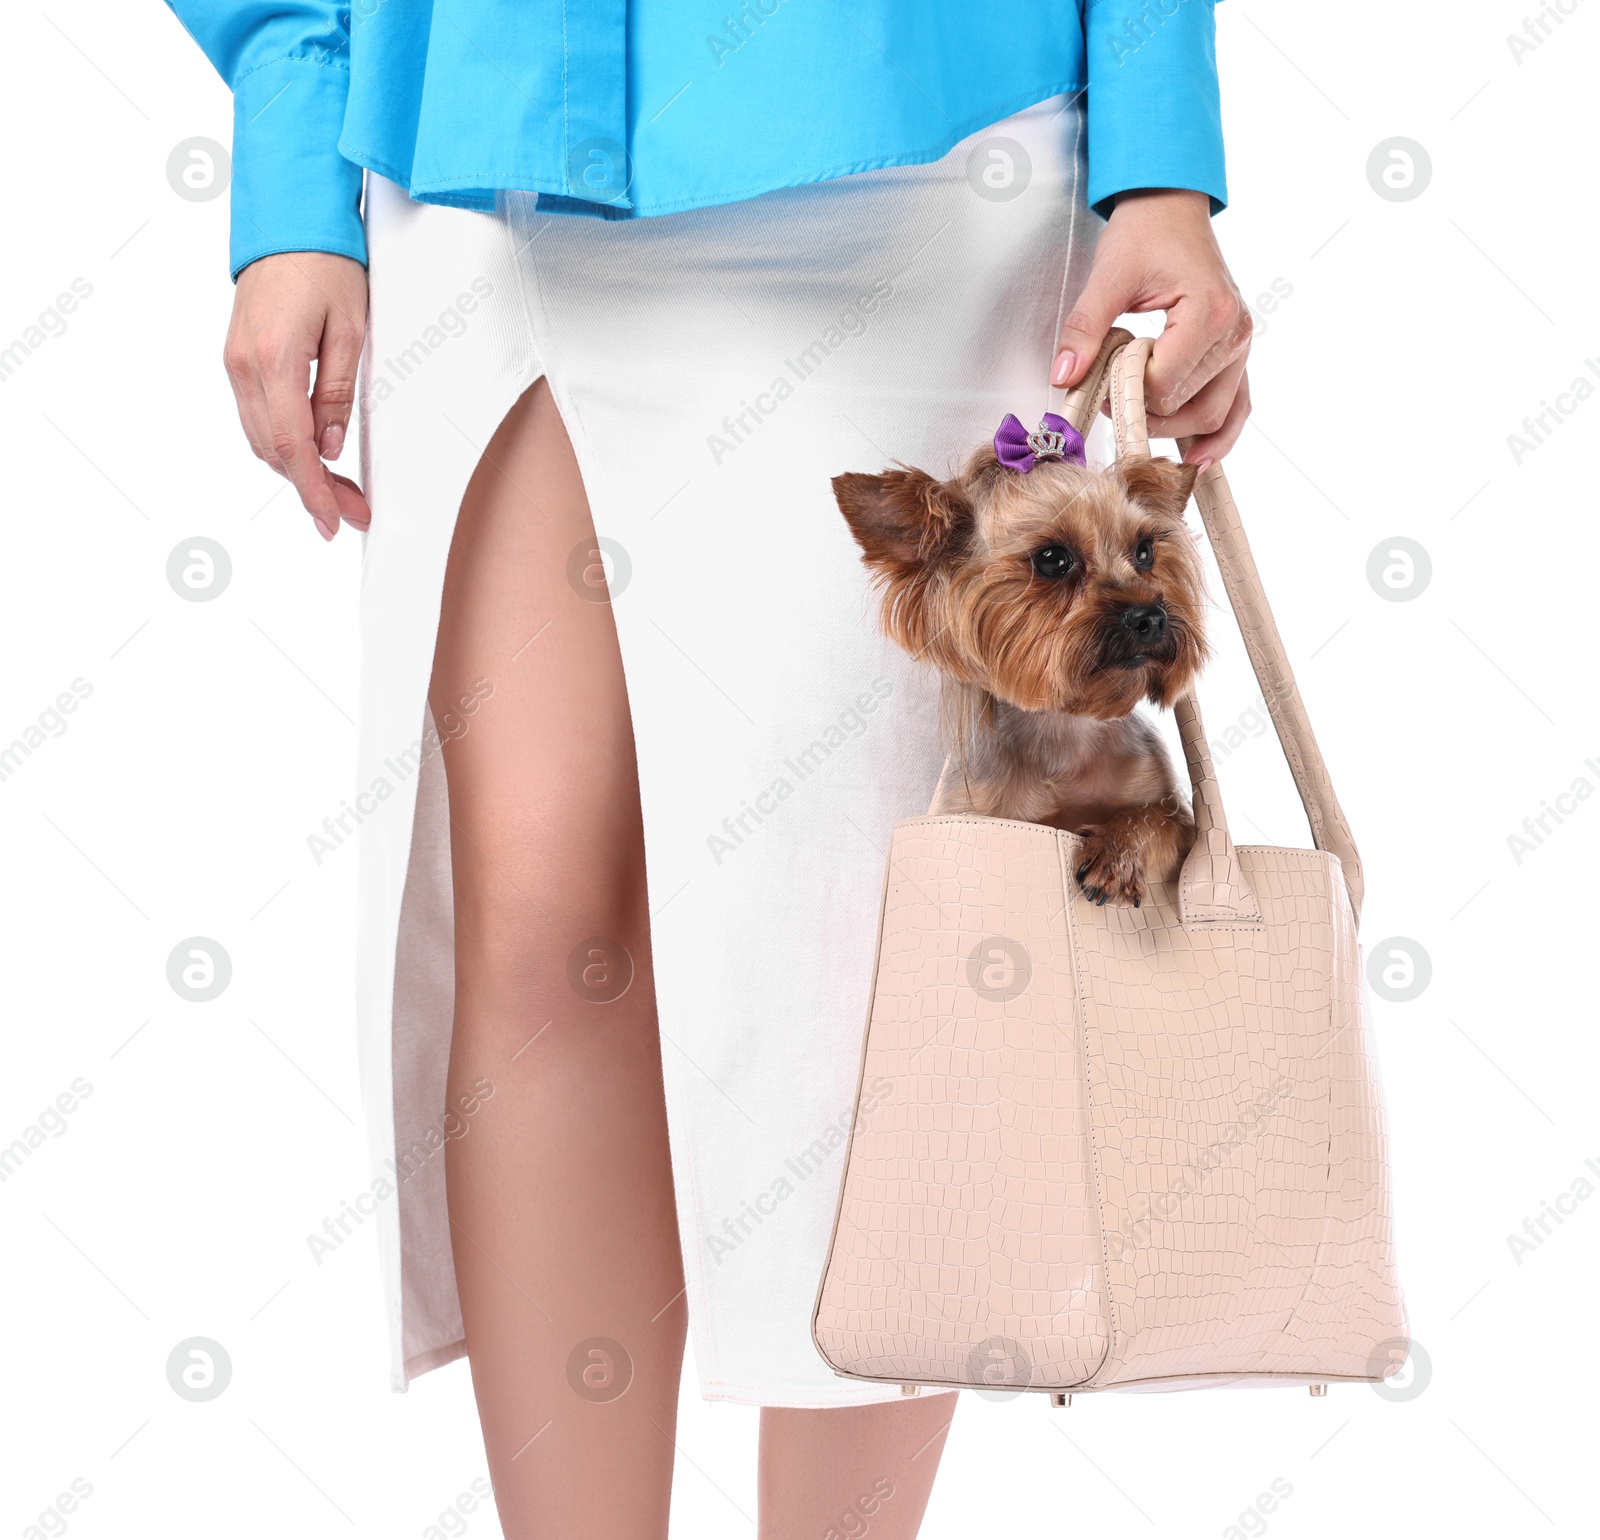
[812,332,1407,1399]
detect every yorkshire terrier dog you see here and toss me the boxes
[834,412,1206,906]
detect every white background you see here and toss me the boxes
[3,2,1597,1536]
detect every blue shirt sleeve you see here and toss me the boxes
[163,0,367,279]
[1083,0,1227,217]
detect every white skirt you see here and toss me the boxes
[354,94,1098,1405]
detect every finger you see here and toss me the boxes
[1145,355,1247,441]
[1146,290,1250,416]
[1180,370,1251,467]
[310,305,364,462]
[1051,252,1136,388]
[259,349,344,539]
[328,469,372,531]
[223,335,282,472]
[227,356,354,533]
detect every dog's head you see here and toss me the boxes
[833,445,1206,719]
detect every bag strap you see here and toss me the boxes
[1096,334,1364,926]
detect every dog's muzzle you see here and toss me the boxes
[1100,602,1171,669]
[1121,602,1167,642]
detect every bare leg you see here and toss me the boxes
[430,379,685,1539]
[758,1394,958,1540]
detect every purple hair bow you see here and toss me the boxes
[994,412,1086,473]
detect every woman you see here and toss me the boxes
[163,1,1252,1533]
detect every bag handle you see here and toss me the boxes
[1088,332,1364,926]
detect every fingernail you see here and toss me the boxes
[320,423,345,460]
[1050,348,1076,387]
[1193,456,1214,474]
[315,515,336,541]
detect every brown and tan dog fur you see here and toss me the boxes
[834,445,1205,905]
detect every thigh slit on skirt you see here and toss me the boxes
[354,95,1098,1404]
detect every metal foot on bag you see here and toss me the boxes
[900,1384,921,1397]
[1309,1384,1328,1397]
[1050,1393,1072,1408]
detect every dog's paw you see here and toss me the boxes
[1074,829,1145,907]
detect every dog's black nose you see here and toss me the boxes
[1120,603,1167,641]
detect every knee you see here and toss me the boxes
[449,825,649,989]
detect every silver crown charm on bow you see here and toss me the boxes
[1026,422,1069,461]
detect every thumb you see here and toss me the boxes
[310,305,364,462]
[1050,251,1134,388]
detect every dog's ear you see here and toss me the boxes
[832,469,971,572]
[1115,457,1198,520]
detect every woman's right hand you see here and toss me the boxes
[224,252,371,539]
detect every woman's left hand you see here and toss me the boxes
[1049,188,1252,468]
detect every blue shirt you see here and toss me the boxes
[164,0,1227,279]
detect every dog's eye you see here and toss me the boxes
[1133,537,1155,570]
[1031,544,1075,580]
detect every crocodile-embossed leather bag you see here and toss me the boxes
[813,333,1407,1398]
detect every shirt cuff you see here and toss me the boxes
[1084,0,1227,218]
[229,54,367,280]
